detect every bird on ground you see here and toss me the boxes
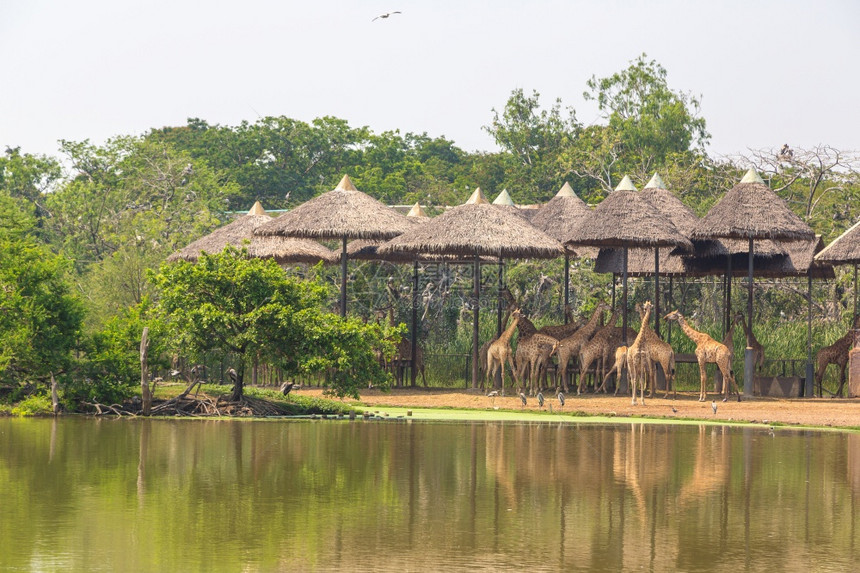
[487,390,499,407]
[557,392,565,407]
[373,11,401,21]
[520,392,527,407]
[711,401,718,414]
[671,406,678,414]
[280,382,294,396]
[537,392,545,408]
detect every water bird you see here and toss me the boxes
[487,390,499,407]
[557,392,565,407]
[519,392,527,407]
[280,382,294,396]
[711,401,718,415]
[373,10,401,21]
[671,406,678,414]
[537,392,545,408]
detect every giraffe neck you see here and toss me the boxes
[583,305,605,334]
[678,316,709,345]
[500,316,520,344]
[634,307,651,345]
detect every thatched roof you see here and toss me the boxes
[640,173,699,236]
[815,219,860,264]
[168,202,337,264]
[563,176,693,252]
[407,202,427,217]
[692,169,815,242]
[492,189,515,206]
[465,187,489,204]
[753,235,834,278]
[529,182,593,256]
[594,247,695,277]
[254,175,412,240]
[378,202,564,259]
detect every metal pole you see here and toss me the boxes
[668,276,674,345]
[564,253,570,324]
[726,255,733,334]
[622,247,629,344]
[744,238,754,396]
[806,271,814,397]
[497,257,504,337]
[611,273,616,311]
[411,260,418,387]
[854,263,858,322]
[340,237,348,317]
[654,248,660,338]
[472,255,480,389]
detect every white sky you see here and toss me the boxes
[2,0,858,160]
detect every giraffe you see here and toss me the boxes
[600,345,628,394]
[626,301,653,405]
[516,332,560,396]
[577,309,634,395]
[738,312,765,371]
[486,310,523,393]
[814,316,860,397]
[555,302,610,393]
[664,310,740,402]
[635,302,677,399]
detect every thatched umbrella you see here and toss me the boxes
[564,175,693,346]
[168,201,337,264]
[379,195,564,389]
[255,175,412,316]
[816,219,860,319]
[692,169,815,394]
[529,182,593,319]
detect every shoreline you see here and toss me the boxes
[298,387,860,431]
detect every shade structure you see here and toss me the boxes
[815,219,860,319]
[529,182,594,317]
[379,201,564,389]
[255,175,412,316]
[168,201,337,264]
[564,175,693,358]
[691,169,816,395]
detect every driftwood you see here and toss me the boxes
[140,327,152,415]
[83,392,292,418]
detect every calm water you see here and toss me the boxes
[0,417,858,572]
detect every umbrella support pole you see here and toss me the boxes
[806,271,814,397]
[411,260,418,388]
[564,254,570,324]
[472,256,480,390]
[497,258,504,337]
[654,248,660,338]
[744,238,754,396]
[340,237,348,317]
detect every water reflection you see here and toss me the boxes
[0,418,857,572]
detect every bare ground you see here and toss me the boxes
[298,386,860,429]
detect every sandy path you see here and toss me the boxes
[297,387,860,429]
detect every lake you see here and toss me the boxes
[1,417,858,571]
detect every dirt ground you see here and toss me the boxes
[298,386,860,429]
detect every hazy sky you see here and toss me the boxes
[2,0,858,160]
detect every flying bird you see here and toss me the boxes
[373,10,401,21]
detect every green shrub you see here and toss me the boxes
[11,393,53,416]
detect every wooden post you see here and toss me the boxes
[141,326,151,416]
[51,372,59,415]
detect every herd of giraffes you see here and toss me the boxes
[476,290,860,403]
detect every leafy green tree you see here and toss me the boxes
[0,191,84,388]
[484,89,580,201]
[151,247,395,401]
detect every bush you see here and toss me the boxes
[11,393,53,416]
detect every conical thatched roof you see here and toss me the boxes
[168,202,337,264]
[465,187,489,205]
[815,219,860,264]
[492,189,515,206]
[529,182,593,256]
[692,169,815,241]
[168,202,271,262]
[753,236,834,278]
[563,177,693,251]
[378,202,563,259]
[407,202,428,218]
[254,175,412,240]
[640,173,699,237]
[594,247,695,277]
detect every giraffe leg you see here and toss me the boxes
[698,361,707,401]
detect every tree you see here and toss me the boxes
[151,247,395,401]
[0,191,84,388]
[571,54,710,191]
[484,89,580,201]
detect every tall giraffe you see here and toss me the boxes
[664,310,740,402]
[555,301,610,393]
[738,312,765,371]
[626,301,653,405]
[815,315,860,397]
[635,302,676,399]
[486,309,523,393]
